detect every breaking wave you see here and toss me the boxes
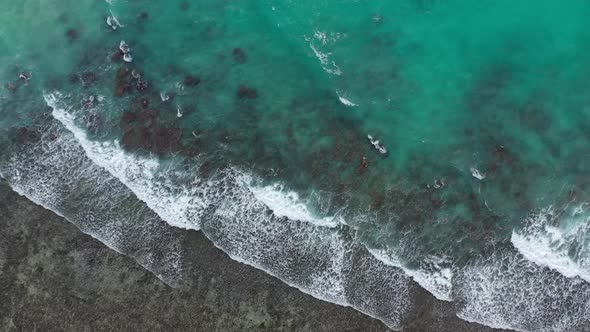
[512,206,590,283]
[248,182,342,228]
[0,118,185,286]
[44,91,415,330]
[369,248,453,302]
[2,91,587,331]
[454,249,590,332]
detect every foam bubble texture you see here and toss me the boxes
[46,92,415,330]
[46,91,590,331]
[369,248,454,302]
[248,182,341,228]
[0,118,185,286]
[202,179,415,328]
[512,207,590,283]
[454,250,590,332]
[47,92,209,231]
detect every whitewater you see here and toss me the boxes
[5,92,581,331]
[3,1,590,330]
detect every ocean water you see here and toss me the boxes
[3,0,590,330]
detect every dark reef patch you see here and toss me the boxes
[121,124,183,155]
[111,49,125,63]
[232,48,247,64]
[184,75,200,87]
[81,72,97,86]
[68,73,80,84]
[237,85,257,99]
[65,28,79,41]
[14,127,41,144]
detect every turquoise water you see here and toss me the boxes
[3,1,590,330]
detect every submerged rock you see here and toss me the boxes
[68,73,80,83]
[355,156,370,175]
[81,72,96,85]
[370,191,384,209]
[114,67,134,97]
[111,49,125,62]
[117,67,131,79]
[184,75,200,87]
[237,85,257,99]
[115,84,132,97]
[136,79,148,92]
[121,124,183,155]
[6,82,17,92]
[232,48,247,64]
[198,160,215,178]
[121,111,137,124]
[121,106,158,127]
[85,112,101,134]
[14,127,40,144]
[19,72,30,82]
[65,28,79,41]
[81,95,95,109]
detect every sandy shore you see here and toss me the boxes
[0,181,504,331]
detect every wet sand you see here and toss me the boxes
[0,181,503,331]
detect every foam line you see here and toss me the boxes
[46,91,415,330]
[0,119,185,286]
[512,207,590,283]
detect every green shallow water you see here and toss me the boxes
[3,1,590,329]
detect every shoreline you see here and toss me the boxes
[0,180,503,331]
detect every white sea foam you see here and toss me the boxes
[313,30,344,45]
[470,167,485,180]
[314,31,329,45]
[248,183,340,228]
[45,91,415,330]
[306,30,343,76]
[204,191,415,328]
[40,91,590,332]
[369,248,454,302]
[49,92,340,231]
[455,250,590,332]
[308,42,342,76]
[23,91,590,332]
[47,92,209,231]
[337,92,358,107]
[511,207,590,283]
[119,40,130,53]
[106,11,124,30]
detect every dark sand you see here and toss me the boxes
[0,181,503,331]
